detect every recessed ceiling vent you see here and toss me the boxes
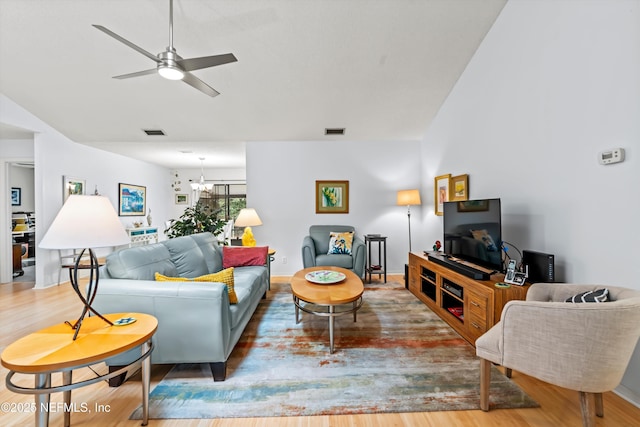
[325,128,345,136]
[143,129,165,136]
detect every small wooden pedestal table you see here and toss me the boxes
[1,313,157,427]
[291,266,364,354]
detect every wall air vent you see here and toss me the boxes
[325,128,345,136]
[143,129,166,136]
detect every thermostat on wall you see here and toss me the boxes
[598,148,625,165]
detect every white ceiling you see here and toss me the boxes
[0,0,506,169]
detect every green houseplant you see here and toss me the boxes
[165,203,225,239]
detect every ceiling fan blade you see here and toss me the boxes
[182,72,220,97]
[93,24,160,63]
[113,68,157,80]
[178,53,237,72]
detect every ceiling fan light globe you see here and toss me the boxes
[158,65,184,80]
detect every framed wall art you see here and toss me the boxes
[11,187,21,206]
[63,176,86,201]
[450,174,469,202]
[434,174,451,216]
[175,193,189,205]
[118,183,146,216]
[316,180,349,214]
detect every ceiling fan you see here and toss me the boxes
[93,0,237,97]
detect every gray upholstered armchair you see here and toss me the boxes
[301,225,366,278]
[476,283,640,427]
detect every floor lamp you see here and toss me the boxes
[397,189,421,253]
[39,195,130,340]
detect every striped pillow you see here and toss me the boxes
[565,288,609,303]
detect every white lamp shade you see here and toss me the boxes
[39,195,130,249]
[234,208,263,227]
[397,189,421,206]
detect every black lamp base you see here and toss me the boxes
[65,248,112,340]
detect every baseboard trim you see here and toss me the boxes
[614,384,640,409]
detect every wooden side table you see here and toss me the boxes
[1,313,157,427]
[365,235,387,283]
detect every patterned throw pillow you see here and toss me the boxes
[565,288,609,303]
[155,267,238,304]
[327,231,354,255]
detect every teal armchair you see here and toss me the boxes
[301,225,366,278]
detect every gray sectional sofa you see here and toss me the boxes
[92,232,269,382]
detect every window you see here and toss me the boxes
[197,184,246,221]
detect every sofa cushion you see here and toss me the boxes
[106,244,176,280]
[228,266,267,328]
[315,253,353,269]
[163,235,209,277]
[328,231,354,255]
[223,246,268,268]
[155,267,238,303]
[190,232,223,273]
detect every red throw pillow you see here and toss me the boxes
[223,246,269,268]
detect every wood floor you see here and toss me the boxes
[1,275,639,426]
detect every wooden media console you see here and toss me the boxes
[408,252,529,345]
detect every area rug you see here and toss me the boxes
[131,281,537,419]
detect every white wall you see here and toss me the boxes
[1,94,173,287]
[419,0,640,404]
[246,140,422,276]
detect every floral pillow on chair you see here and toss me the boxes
[327,231,354,255]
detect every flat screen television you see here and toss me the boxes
[443,198,503,273]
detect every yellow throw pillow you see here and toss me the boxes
[155,267,237,304]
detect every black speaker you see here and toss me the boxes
[404,264,409,288]
[522,250,555,283]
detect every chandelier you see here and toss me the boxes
[190,157,214,191]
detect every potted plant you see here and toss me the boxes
[165,203,225,239]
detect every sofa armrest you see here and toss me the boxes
[301,235,317,268]
[352,237,366,278]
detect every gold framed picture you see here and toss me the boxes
[450,174,469,202]
[316,180,349,214]
[434,174,451,216]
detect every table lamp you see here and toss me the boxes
[234,208,262,247]
[39,195,130,339]
[396,189,421,252]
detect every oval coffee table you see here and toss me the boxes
[291,266,364,353]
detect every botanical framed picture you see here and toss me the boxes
[450,174,469,202]
[316,180,349,214]
[118,183,146,216]
[63,175,86,201]
[175,193,189,205]
[434,174,451,216]
[11,187,21,206]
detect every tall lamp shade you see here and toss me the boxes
[397,189,421,252]
[234,208,262,247]
[40,195,130,339]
